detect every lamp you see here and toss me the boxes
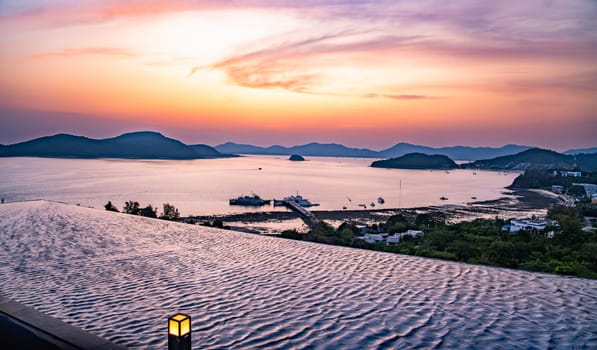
[168,313,191,350]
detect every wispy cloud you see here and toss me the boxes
[193,32,425,95]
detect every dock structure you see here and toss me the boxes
[282,200,320,227]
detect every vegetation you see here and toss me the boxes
[281,209,597,279]
[104,201,119,212]
[511,170,597,191]
[371,153,457,169]
[160,203,180,221]
[462,148,597,171]
[107,200,178,220]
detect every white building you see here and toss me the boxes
[551,185,564,194]
[509,219,549,232]
[386,230,424,244]
[363,233,385,244]
[560,171,582,177]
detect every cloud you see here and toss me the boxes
[194,32,425,94]
[26,47,135,60]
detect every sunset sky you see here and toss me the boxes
[0,0,595,150]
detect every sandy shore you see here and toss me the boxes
[185,188,560,232]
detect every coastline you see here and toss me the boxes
[185,188,560,234]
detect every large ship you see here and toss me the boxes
[274,195,319,208]
[229,194,271,206]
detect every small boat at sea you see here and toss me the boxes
[440,196,448,200]
[377,197,385,204]
[370,202,375,207]
[358,203,367,208]
[229,194,271,206]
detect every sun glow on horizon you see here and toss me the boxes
[0,0,595,149]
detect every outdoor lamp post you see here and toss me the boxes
[168,313,191,350]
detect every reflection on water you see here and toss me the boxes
[0,156,518,216]
[0,201,595,349]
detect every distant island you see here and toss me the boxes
[371,153,457,169]
[216,141,532,160]
[0,131,235,160]
[1,131,596,163]
[461,148,597,171]
[216,141,597,161]
[289,154,305,161]
[370,148,597,172]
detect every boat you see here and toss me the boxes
[358,203,367,208]
[440,196,448,200]
[275,195,319,207]
[377,197,385,204]
[471,196,477,200]
[229,194,271,206]
[370,202,375,207]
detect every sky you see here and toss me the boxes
[0,0,596,150]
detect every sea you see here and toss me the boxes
[0,155,519,217]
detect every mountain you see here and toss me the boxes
[575,154,597,171]
[371,153,458,169]
[217,141,531,160]
[215,142,379,158]
[0,131,227,159]
[462,148,573,170]
[379,143,530,161]
[564,147,597,155]
[289,154,305,161]
[189,144,233,158]
[215,142,273,155]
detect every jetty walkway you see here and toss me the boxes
[282,200,320,227]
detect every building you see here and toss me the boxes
[573,183,597,197]
[556,171,582,177]
[551,185,564,194]
[509,219,549,232]
[386,230,424,244]
[362,233,385,244]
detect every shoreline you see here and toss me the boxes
[185,188,560,232]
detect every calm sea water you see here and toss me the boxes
[1,201,595,349]
[0,156,518,216]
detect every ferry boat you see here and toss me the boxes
[229,194,271,206]
[274,195,319,207]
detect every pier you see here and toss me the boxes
[282,200,320,227]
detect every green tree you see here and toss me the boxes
[104,201,119,212]
[160,203,180,221]
[138,205,157,218]
[123,201,140,215]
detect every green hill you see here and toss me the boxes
[0,131,227,159]
[462,148,573,170]
[371,153,457,169]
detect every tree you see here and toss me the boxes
[123,201,140,215]
[160,203,180,221]
[104,201,119,212]
[139,205,157,218]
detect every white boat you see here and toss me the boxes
[276,195,319,207]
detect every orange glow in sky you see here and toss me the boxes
[0,1,595,150]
